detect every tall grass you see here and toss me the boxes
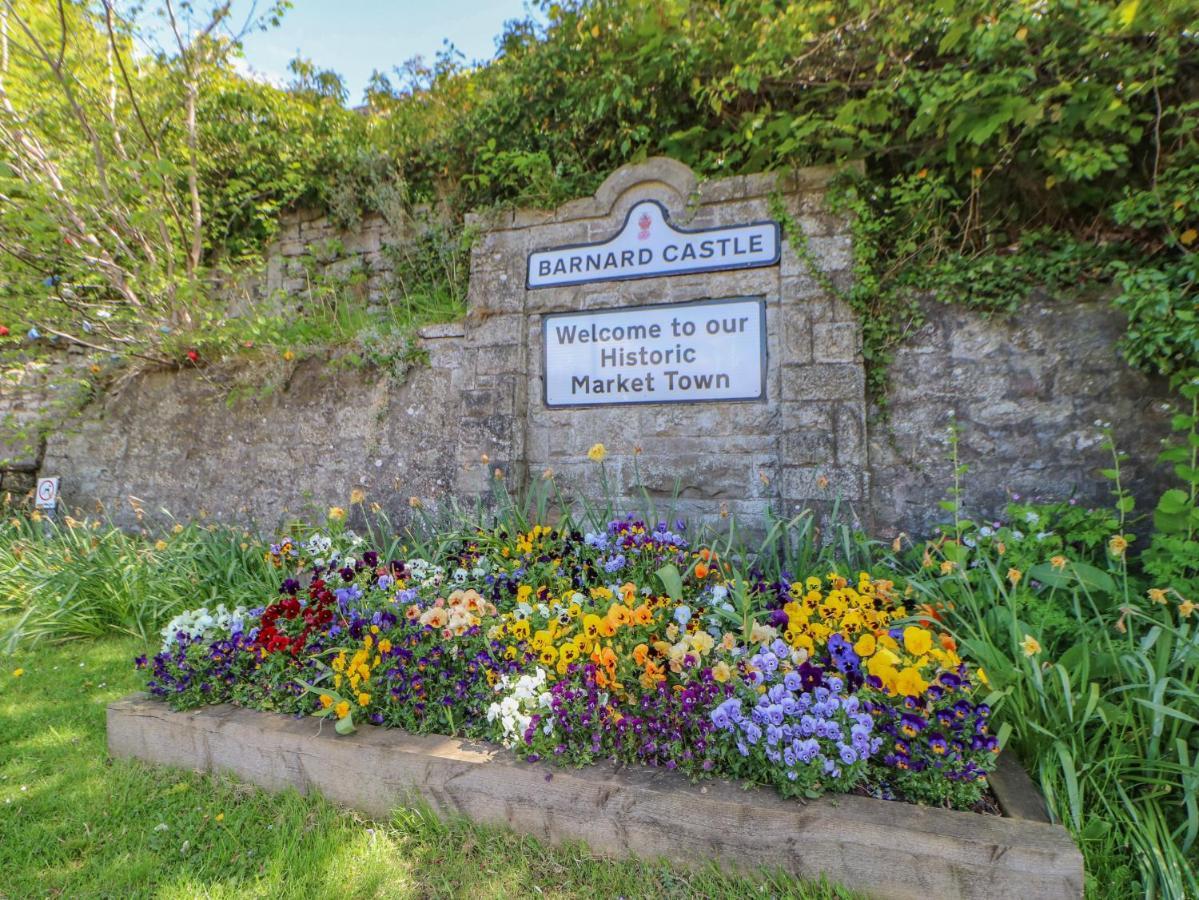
[0,514,280,650]
[897,550,1198,899]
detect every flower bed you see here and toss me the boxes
[136,512,1002,810]
[113,504,1090,894]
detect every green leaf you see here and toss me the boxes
[1156,489,1190,514]
[334,714,356,736]
[655,564,683,603]
[1029,561,1116,595]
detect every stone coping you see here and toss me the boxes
[108,694,1082,899]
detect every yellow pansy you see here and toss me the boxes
[903,626,933,657]
[894,666,929,697]
[853,633,877,657]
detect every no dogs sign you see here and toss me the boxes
[35,476,60,509]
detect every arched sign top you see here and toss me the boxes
[526,199,780,289]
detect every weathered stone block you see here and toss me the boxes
[812,321,861,363]
[782,364,865,402]
[781,465,865,501]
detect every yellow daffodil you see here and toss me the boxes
[586,442,607,463]
[1007,567,1022,586]
[1020,634,1042,657]
[1147,588,1168,605]
[328,506,346,522]
[1180,599,1195,619]
[1050,555,1067,571]
[1108,535,1128,557]
[11,668,24,678]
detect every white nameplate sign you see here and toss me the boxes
[527,200,779,288]
[542,297,766,407]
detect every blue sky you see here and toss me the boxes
[205,1,539,103]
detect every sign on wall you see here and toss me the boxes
[35,476,59,509]
[527,200,779,289]
[542,296,766,408]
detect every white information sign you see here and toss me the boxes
[542,297,766,407]
[35,476,60,509]
[527,200,779,289]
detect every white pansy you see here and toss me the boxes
[486,668,551,748]
[161,603,249,651]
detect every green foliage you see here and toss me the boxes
[0,514,280,649]
[363,0,1199,393]
[2,0,1196,394]
[905,418,1199,898]
[1113,258,1199,377]
[1142,372,1199,593]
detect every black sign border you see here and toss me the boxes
[525,200,781,290]
[541,295,769,410]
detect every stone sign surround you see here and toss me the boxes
[31,156,1172,535]
[451,156,864,528]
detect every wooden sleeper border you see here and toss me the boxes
[108,694,1083,899]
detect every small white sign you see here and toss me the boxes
[527,200,779,289]
[542,297,766,408]
[35,476,60,509]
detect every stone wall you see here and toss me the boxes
[30,158,1174,536]
[867,295,1173,538]
[0,348,85,495]
[258,204,449,310]
[263,208,394,305]
[40,336,469,530]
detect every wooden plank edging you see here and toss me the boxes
[988,750,1052,823]
[107,694,1083,900]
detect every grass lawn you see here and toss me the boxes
[0,629,855,899]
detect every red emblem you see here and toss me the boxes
[637,212,652,240]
